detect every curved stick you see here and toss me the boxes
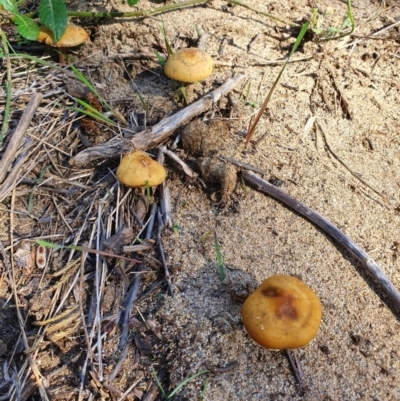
[242,170,400,315]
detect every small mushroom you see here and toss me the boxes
[37,25,89,62]
[241,275,322,350]
[164,48,214,83]
[116,151,166,188]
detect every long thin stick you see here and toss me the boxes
[0,30,12,145]
[69,75,245,167]
[0,93,43,183]
[242,170,400,314]
[157,209,174,296]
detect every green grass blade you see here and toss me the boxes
[70,65,99,97]
[69,106,114,124]
[167,370,209,398]
[27,192,34,212]
[214,231,225,280]
[0,31,12,145]
[160,20,173,56]
[67,106,116,125]
[245,21,310,146]
[199,374,211,400]
[70,65,127,126]
[68,97,117,126]
[152,368,168,399]
[145,180,151,203]
[36,239,62,249]
[153,49,166,66]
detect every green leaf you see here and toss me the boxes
[14,15,40,41]
[0,0,18,13]
[127,0,139,6]
[38,0,68,42]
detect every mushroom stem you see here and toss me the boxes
[59,47,66,64]
[242,170,400,315]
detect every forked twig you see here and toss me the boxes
[242,170,400,315]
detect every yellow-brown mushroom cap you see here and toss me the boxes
[164,48,214,83]
[116,151,167,187]
[241,275,322,350]
[37,26,89,47]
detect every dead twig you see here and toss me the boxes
[0,93,43,183]
[69,75,246,167]
[242,170,400,316]
[161,147,196,178]
[118,263,143,350]
[119,203,157,349]
[157,208,174,296]
[219,156,269,176]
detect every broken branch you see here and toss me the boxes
[69,75,245,167]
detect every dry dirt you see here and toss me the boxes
[1,0,400,400]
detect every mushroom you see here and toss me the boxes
[164,48,214,83]
[116,151,166,188]
[164,48,214,103]
[241,275,322,350]
[37,25,89,63]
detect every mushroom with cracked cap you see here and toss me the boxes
[241,275,322,350]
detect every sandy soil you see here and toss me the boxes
[1,0,400,399]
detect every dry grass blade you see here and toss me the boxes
[47,320,81,342]
[0,93,43,183]
[32,305,79,326]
